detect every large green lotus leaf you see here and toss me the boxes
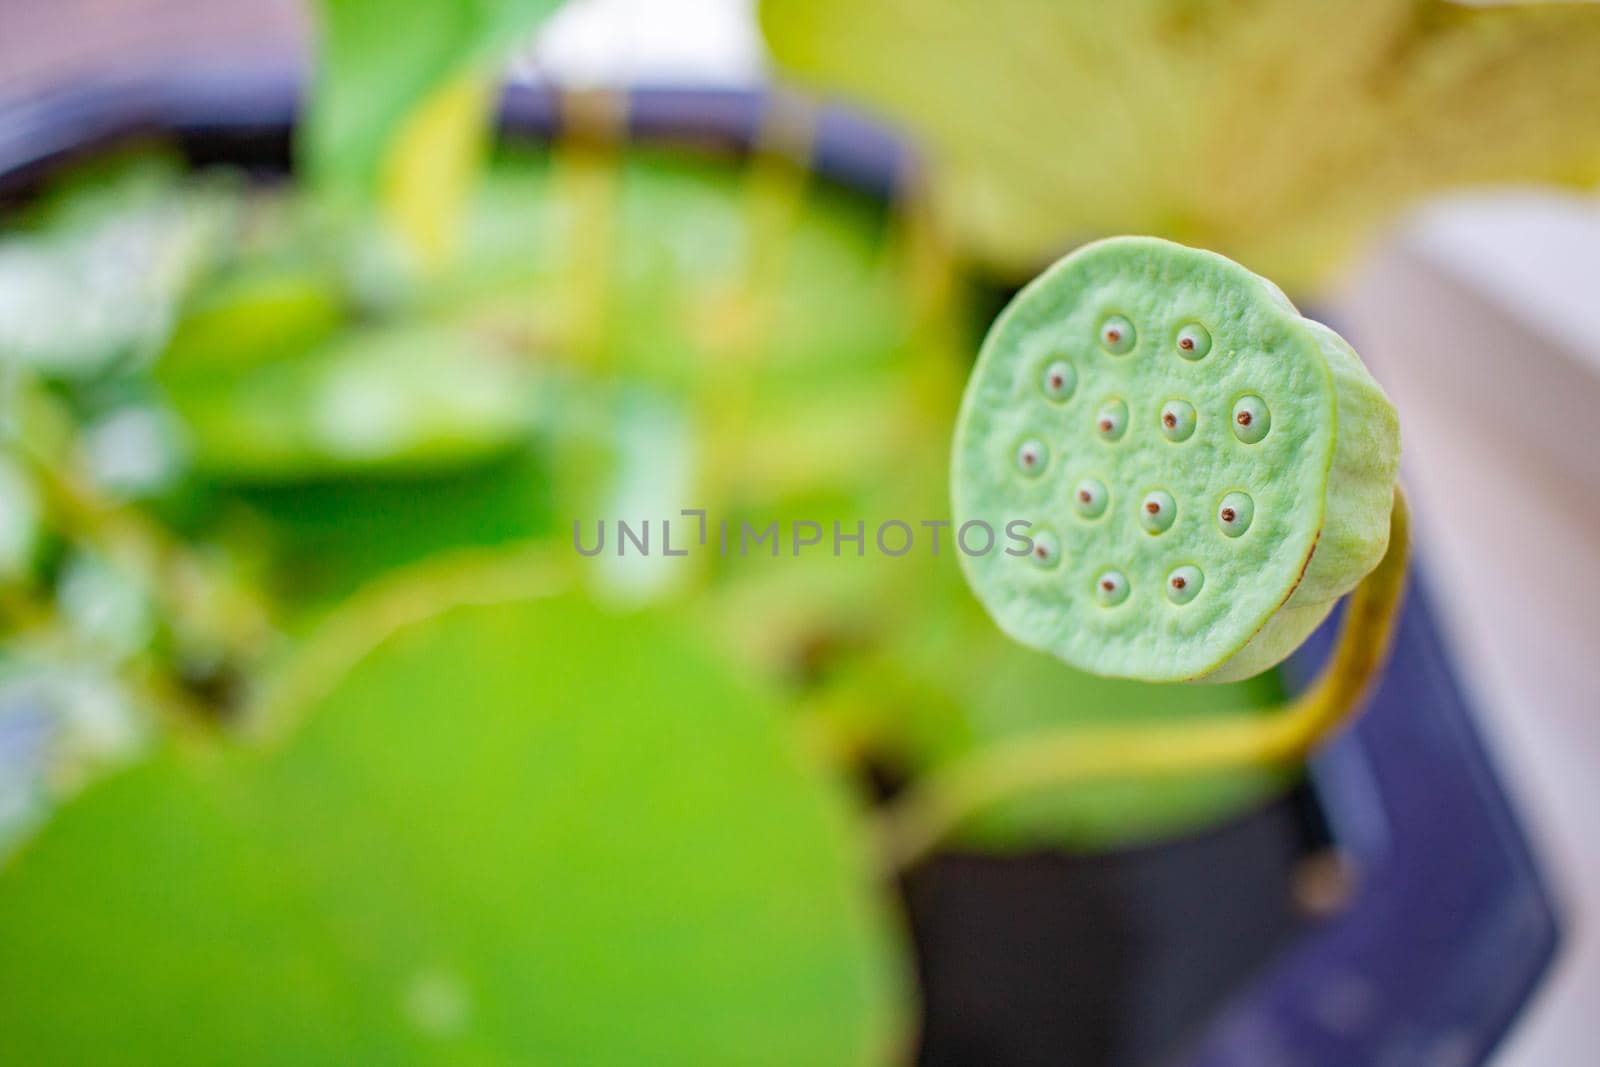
[0,581,905,1064]
[761,0,1600,292]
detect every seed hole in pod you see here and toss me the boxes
[1176,323,1212,360]
[1232,395,1271,443]
[1159,399,1196,442]
[1073,478,1109,519]
[1029,530,1062,569]
[1094,569,1130,606]
[1096,398,1129,441]
[1139,490,1176,534]
[1217,491,1255,537]
[1098,315,1136,355]
[1166,565,1204,604]
[1041,360,1077,402]
[1016,439,1048,477]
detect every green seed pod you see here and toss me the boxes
[952,236,1399,683]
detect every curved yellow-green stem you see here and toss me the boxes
[877,487,1411,873]
[378,74,495,273]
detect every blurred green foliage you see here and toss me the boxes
[303,0,561,195]
[0,83,1325,1059]
[0,140,1289,865]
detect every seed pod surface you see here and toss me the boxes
[953,237,1399,682]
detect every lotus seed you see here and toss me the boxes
[1096,398,1129,441]
[1042,360,1077,402]
[1016,439,1047,476]
[1030,530,1062,569]
[1159,399,1196,442]
[1073,478,1109,519]
[1232,395,1271,443]
[1175,323,1212,360]
[1095,570,1130,606]
[1217,492,1255,537]
[1099,315,1136,354]
[1139,490,1176,535]
[1166,565,1204,604]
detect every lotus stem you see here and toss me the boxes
[876,486,1410,874]
[378,73,496,273]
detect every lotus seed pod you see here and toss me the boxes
[952,236,1399,683]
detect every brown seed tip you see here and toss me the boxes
[1049,374,1062,388]
[1221,507,1236,522]
[1237,410,1253,426]
[1078,489,1092,503]
[1163,413,1177,428]
[1101,579,1116,592]
[1105,329,1121,342]
[1099,419,1113,432]
[1179,337,1194,351]
[1145,501,1160,514]
[1171,576,1187,590]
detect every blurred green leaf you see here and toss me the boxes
[160,264,345,377]
[163,325,537,481]
[302,0,561,195]
[761,0,1600,292]
[0,578,905,1064]
[0,164,236,378]
[9,153,187,232]
[0,455,41,579]
[225,449,556,610]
